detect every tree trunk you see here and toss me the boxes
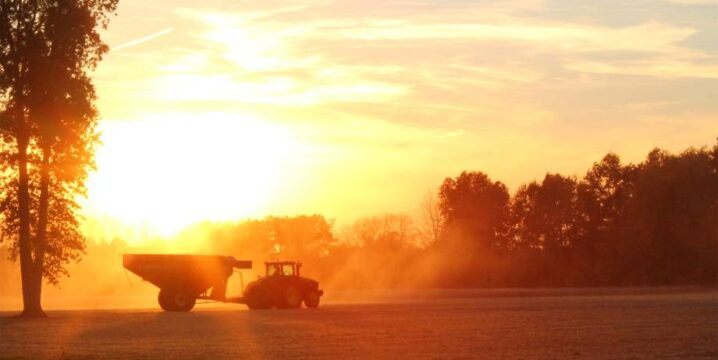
[31,144,52,316]
[16,130,46,317]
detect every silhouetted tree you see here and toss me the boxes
[621,146,718,285]
[417,191,443,247]
[0,0,117,317]
[435,171,510,286]
[508,174,579,285]
[210,215,336,262]
[574,153,632,285]
[510,174,578,250]
[341,213,417,251]
[334,213,427,288]
[268,215,336,261]
[438,171,510,251]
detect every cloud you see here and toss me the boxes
[148,73,408,105]
[663,0,717,4]
[111,28,175,52]
[566,59,718,79]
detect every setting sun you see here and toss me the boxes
[81,113,301,239]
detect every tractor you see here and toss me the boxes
[244,261,323,309]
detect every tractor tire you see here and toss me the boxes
[158,289,196,312]
[246,296,272,310]
[277,285,303,309]
[304,291,321,309]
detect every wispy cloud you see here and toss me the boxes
[111,28,175,52]
[663,0,717,4]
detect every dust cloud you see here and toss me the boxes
[0,214,461,311]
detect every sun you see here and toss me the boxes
[80,113,300,242]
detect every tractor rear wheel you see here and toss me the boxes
[277,285,303,309]
[304,291,321,308]
[158,289,196,312]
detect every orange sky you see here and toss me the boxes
[82,0,718,242]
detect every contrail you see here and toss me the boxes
[111,28,174,52]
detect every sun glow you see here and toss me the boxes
[81,0,718,244]
[81,113,300,241]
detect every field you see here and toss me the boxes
[1,288,716,359]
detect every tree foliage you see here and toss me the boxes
[438,171,510,251]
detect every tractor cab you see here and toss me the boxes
[265,261,302,277]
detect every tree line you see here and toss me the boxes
[206,143,717,288]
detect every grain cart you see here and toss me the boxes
[123,254,323,311]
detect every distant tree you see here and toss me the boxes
[341,213,417,251]
[0,0,118,317]
[435,171,510,287]
[417,191,443,247]
[509,174,579,251]
[210,215,336,261]
[438,171,510,251]
[624,146,718,285]
[336,213,421,288]
[268,215,336,260]
[507,174,580,285]
[575,153,632,285]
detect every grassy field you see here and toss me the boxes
[1,288,716,359]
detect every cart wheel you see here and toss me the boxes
[158,289,196,312]
[304,291,321,308]
[158,290,172,311]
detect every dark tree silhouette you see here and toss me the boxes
[438,171,510,251]
[508,174,579,285]
[0,0,117,317]
[209,215,336,263]
[417,192,443,247]
[341,214,416,252]
[510,174,578,250]
[574,153,632,285]
[435,171,510,286]
[620,147,718,285]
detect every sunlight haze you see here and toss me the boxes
[85,0,718,242]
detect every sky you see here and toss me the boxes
[82,0,718,242]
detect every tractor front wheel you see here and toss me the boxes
[246,298,272,310]
[245,287,272,310]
